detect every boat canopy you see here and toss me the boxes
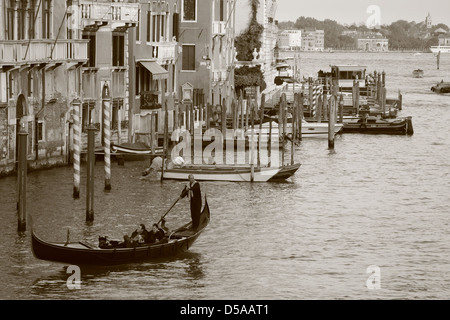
[331,65,367,81]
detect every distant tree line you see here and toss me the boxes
[278,17,450,50]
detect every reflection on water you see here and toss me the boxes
[1,52,450,299]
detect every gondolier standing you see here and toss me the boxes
[181,174,202,230]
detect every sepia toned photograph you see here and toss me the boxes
[0,0,449,306]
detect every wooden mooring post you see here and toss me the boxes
[17,129,28,232]
[339,93,344,123]
[161,101,169,182]
[328,95,336,150]
[298,92,303,141]
[86,125,95,222]
[258,94,265,168]
[250,102,255,182]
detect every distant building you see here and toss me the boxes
[278,30,302,49]
[434,28,448,36]
[426,13,432,29]
[438,34,450,46]
[301,30,324,51]
[357,37,389,52]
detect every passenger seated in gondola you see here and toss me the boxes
[123,224,149,247]
[160,218,170,234]
[147,223,166,244]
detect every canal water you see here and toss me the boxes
[1,52,449,300]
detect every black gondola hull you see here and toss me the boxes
[32,200,210,265]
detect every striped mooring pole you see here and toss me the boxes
[312,81,320,119]
[72,99,81,198]
[102,82,111,191]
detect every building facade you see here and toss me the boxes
[79,0,138,145]
[357,37,389,52]
[177,0,236,112]
[0,0,139,176]
[0,0,89,175]
[278,30,302,49]
[301,29,324,51]
[438,34,450,46]
[128,0,178,142]
[0,0,239,175]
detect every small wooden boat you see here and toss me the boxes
[413,69,424,78]
[162,164,283,182]
[257,119,343,138]
[269,163,301,181]
[31,200,211,265]
[343,116,413,135]
[431,81,450,94]
[111,142,164,156]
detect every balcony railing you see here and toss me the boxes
[150,41,177,61]
[213,21,227,36]
[212,69,228,82]
[0,40,88,65]
[80,1,139,25]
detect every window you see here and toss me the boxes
[7,3,14,40]
[18,0,27,40]
[182,0,196,22]
[220,0,225,21]
[147,10,151,42]
[82,33,96,67]
[135,66,140,95]
[182,45,195,71]
[136,9,141,42]
[136,66,152,95]
[37,121,44,141]
[29,0,36,39]
[42,0,52,39]
[112,34,125,67]
[173,12,179,41]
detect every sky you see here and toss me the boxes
[275,0,450,26]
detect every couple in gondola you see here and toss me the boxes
[123,174,202,247]
[123,221,168,247]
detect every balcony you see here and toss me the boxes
[213,21,227,36]
[212,69,228,83]
[150,41,177,62]
[0,40,88,66]
[80,1,139,29]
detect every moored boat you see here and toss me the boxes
[342,116,413,135]
[111,142,164,155]
[161,164,284,182]
[31,199,210,265]
[269,163,301,181]
[413,69,424,78]
[431,81,450,94]
[430,46,450,54]
[257,119,343,138]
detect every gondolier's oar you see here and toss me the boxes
[157,186,188,225]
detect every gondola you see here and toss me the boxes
[269,163,301,181]
[342,116,413,135]
[31,199,210,265]
[111,142,164,156]
[161,165,283,182]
